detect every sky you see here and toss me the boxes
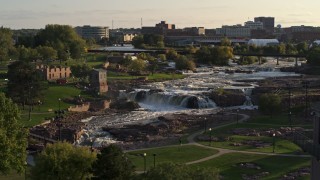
[0,0,319,29]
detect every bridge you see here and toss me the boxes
[88,48,306,66]
[234,53,306,66]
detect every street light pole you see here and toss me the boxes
[58,98,61,111]
[204,117,207,133]
[143,153,147,174]
[24,161,27,180]
[303,81,309,119]
[55,109,64,141]
[236,109,239,124]
[153,154,156,168]
[272,133,276,153]
[209,128,212,146]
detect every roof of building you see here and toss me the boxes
[92,69,107,73]
[248,39,279,46]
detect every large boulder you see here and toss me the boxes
[209,90,246,107]
[110,99,140,110]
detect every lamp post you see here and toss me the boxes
[54,110,64,141]
[24,161,27,180]
[204,117,207,133]
[289,111,292,132]
[143,153,147,174]
[153,153,156,168]
[303,81,309,119]
[58,98,61,111]
[38,100,41,111]
[209,128,212,146]
[272,133,276,153]
[236,109,239,124]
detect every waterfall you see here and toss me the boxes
[125,90,216,109]
[243,88,253,106]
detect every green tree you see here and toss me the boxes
[36,46,58,61]
[31,142,96,180]
[196,46,233,65]
[0,93,28,175]
[296,42,308,55]
[35,24,86,60]
[128,59,147,73]
[166,49,179,60]
[70,64,92,81]
[259,93,282,116]
[132,35,145,49]
[143,163,219,180]
[0,27,15,62]
[306,46,320,65]
[175,55,196,71]
[221,37,231,46]
[7,61,46,109]
[91,144,135,180]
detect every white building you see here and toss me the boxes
[248,39,279,47]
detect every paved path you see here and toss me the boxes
[128,113,310,166]
[185,113,310,165]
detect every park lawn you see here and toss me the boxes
[127,145,219,171]
[248,114,312,127]
[193,153,311,180]
[20,112,54,127]
[199,135,302,154]
[41,85,81,111]
[19,85,81,127]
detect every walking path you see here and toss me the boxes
[127,113,310,167]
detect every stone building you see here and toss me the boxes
[90,69,108,94]
[36,65,72,81]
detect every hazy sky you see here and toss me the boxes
[0,0,319,29]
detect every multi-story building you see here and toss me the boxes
[110,29,140,43]
[90,69,108,94]
[75,25,109,41]
[216,25,251,38]
[244,21,264,30]
[142,21,175,35]
[254,17,275,33]
[36,65,72,81]
[282,26,320,42]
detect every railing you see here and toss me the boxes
[293,132,320,160]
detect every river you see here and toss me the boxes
[79,59,302,147]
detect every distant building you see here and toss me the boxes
[244,21,264,30]
[216,24,251,38]
[36,65,72,81]
[156,21,175,30]
[90,69,108,94]
[110,28,141,43]
[248,39,279,47]
[142,21,175,35]
[205,29,217,36]
[75,25,109,41]
[254,17,275,33]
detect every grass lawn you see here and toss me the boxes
[108,72,185,81]
[193,153,310,180]
[199,135,302,154]
[198,123,303,154]
[247,114,312,128]
[19,85,81,127]
[127,145,218,171]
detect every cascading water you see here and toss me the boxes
[125,90,216,109]
[243,88,254,106]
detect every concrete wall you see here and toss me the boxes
[68,103,90,112]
